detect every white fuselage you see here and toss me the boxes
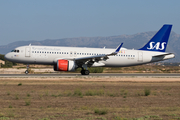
[5,45,175,67]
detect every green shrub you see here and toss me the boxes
[25,99,31,106]
[27,93,30,97]
[75,67,104,73]
[73,88,83,97]
[94,108,108,115]
[7,91,10,96]
[85,89,104,96]
[51,94,58,97]
[85,90,94,96]
[9,105,13,108]
[15,94,19,100]
[45,91,49,96]
[88,67,104,73]
[64,90,72,96]
[18,83,22,86]
[144,88,151,96]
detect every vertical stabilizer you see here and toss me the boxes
[139,24,172,52]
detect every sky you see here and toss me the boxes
[0,0,180,45]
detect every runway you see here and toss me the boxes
[0,73,180,77]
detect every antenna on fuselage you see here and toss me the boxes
[29,44,31,46]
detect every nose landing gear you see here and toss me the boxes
[25,64,29,74]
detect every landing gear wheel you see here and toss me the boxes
[84,70,89,75]
[25,70,29,74]
[81,70,89,75]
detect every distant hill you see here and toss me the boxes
[0,31,179,62]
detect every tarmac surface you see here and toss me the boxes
[0,73,180,77]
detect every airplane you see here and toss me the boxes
[5,24,175,75]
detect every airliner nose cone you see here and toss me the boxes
[5,53,11,61]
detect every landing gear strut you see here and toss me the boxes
[25,64,29,74]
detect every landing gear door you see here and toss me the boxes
[25,47,31,57]
[138,52,143,62]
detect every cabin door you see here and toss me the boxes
[138,52,143,62]
[25,47,31,57]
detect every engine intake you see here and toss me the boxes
[54,60,75,71]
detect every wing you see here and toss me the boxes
[74,43,123,67]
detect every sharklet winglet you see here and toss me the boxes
[115,43,123,53]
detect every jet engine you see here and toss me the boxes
[54,60,76,71]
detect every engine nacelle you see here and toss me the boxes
[54,60,76,71]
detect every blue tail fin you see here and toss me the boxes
[139,24,172,52]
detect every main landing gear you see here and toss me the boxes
[81,69,89,75]
[81,64,90,75]
[25,64,29,74]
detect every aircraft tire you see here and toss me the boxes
[84,70,89,75]
[81,70,89,75]
[25,70,28,74]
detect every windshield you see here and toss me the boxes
[11,50,19,53]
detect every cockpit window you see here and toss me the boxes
[11,50,19,53]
